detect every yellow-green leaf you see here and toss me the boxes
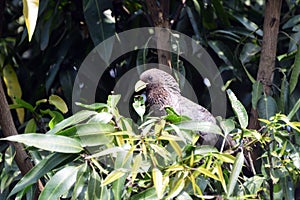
[23,0,39,41]
[131,153,142,184]
[169,140,182,157]
[195,167,219,181]
[3,64,24,123]
[101,169,127,186]
[152,168,163,199]
[167,178,185,199]
[49,94,68,113]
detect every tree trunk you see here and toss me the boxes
[145,0,172,73]
[249,0,282,129]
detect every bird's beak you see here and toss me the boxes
[135,80,148,92]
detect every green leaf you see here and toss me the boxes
[10,153,76,197]
[288,98,300,120]
[75,102,109,110]
[101,169,127,187]
[49,94,68,114]
[240,43,261,65]
[112,145,132,200]
[83,0,115,63]
[72,163,89,200]
[290,47,300,94]
[281,174,294,200]
[39,166,79,200]
[1,134,83,153]
[88,112,113,123]
[194,145,219,155]
[279,78,289,113]
[195,166,219,180]
[46,110,97,134]
[40,109,65,129]
[22,0,39,41]
[131,153,142,184]
[107,94,121,108]
[76,123,115,147]
[87,147,125,159]
[208,40,234,65]
[166,178,185,199]
[24,118,36,133]
[88,167,101,200]
[231,13,263,36]
[243,175,264,195]
[251,81,263,109]
[130,187,157,200]
[227,89,248,128]
[282,14,300,29]
[226,151,244,197]
[211,0,230,26]
[12,96,34,111]
[49,111,64,129]
[132,95,146,121]
[176,121,222,135]
[152,168,164,199]
[257,95,277,120]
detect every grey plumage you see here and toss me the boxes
[138,68,220,146]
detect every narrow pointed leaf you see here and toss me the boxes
[88,167,101,200]
[1,134,83,153]
[227,89,248,128]
[22,0,39,41]
[46,110,97,134]
[226,152,244,197]
[101,169,127,186]
[152,168,163,199]
[9,153,76,197]
[39,166,78,200]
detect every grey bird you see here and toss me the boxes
[135,68,221,147]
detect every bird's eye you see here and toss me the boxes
[148,76,153,81]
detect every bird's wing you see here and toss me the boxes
[177,96,216,123]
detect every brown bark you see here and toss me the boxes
[249,0,282,129]
[0,79,43,198]
[145,0,172,73]
[256,0,282,95]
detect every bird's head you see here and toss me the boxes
[135,68,181,95]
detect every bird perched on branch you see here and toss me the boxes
[135,68,221,147]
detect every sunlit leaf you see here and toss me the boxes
[49,94,68,113]
[46,110,97,134]
[3,64,24,123]
[227,89,248,128]
[76,123,115,147]
[226,151,244,197]
[167,178,184,199]
[1,134,83,153]
[101,169,127,186]
[152,168,163,199]
[22,0,39,41]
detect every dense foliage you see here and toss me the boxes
[1,0,300,199]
